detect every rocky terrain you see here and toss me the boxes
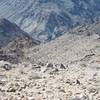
[0,0,100,100]
[0,18,39,47]
[27,21,100,64]
[0,0,100,41]
[0,21,100,100]
[0,18,39,63]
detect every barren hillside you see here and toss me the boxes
[0,22,100,99]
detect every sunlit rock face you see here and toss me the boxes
[0,0,100,41]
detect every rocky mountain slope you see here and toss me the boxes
[27,21,100,65]
[0,0,100,41]
[0,1,100,99]
[0,18,39,63]
[0,18,39,47]
[0,21,100,99]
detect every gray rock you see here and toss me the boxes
[60,64,66,69]
[69,94,89,100]
[2,63,12,71]
[76,80,81,85]
[47,63,54,68]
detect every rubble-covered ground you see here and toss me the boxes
[0,22,100,100]
[0,54,100,100]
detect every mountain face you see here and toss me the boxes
[0,0,100,41]
[0,18,39,48]
[0,18,39,63]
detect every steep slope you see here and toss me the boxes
[0,18,39,63]
[0,0,100,41]
[0,18,39,48]
[27,21,100,64]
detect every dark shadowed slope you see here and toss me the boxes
[0,18,39,48]
[0,18,40,63]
